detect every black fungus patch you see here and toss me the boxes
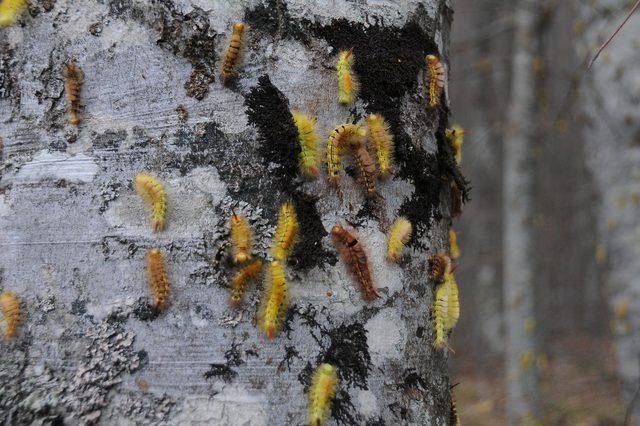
[290,192,336,271]
[71,298,86,315]
[132,297,160,322]
[93,129,127,151]
[332,389,359,425]
[224,342,245,367]
[277,345,301,372]
[203,363,238,383]
[320,322,371,390]
[244,0,309,43]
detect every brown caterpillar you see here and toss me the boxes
[221,23,246,85]
[64,62,83,126]
[230,259,263,308]
[351,141,378,198]
[425,55,445,108]
[428,253,449,284]
[0,291,20,340]
[450,385,461,426]
[146,248,170,310]
[330,224,379,300]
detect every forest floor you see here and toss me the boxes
[453,335,626,425]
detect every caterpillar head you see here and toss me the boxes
[426,54,439,65]
[233,22,246,33]
[428,253,450,283]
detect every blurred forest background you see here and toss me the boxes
[449,0,640,424]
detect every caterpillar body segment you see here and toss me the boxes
[271,202,299,261]
[366,114,395,177]
[386,217,413,262]
[352,142,378,198]
[230,259,263,308]
[135,173,167,232]
[449,228,460,260]
[308,363,339,426]
[292,111,320,177]
[433,259,460,350]
[425,55,445,108]
[446,126,465,164]
[330,224,379,301]
[0,0,26,27]
[326,123,366,186]
[64,62,83,126]
[0,291,20,340]
[229,211,253,265]
[221,22,246,85]
[146,249,170,310]
[336,48,358,105]
[258,260,288,340]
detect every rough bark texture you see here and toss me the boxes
[577,0,640,421]
[0,0,462,424]
[503,1,540,422]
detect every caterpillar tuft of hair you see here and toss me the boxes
[433,259,460,350]
[428,253,449,284]
[425,55,445,108]
[258,260,289,340]
[0,0,26,27]
[366,114,395,178]
[229,210,253,265]
[135,173,167,232]
[450,390,461,426]
[292,111,321,177]
[308,363,339,426]
[351,140,378,198]
[326,123,366,187]
[230,259,263,308]
[336,48,358,105]
[386,217,413,263]
[64,62,83,126]
[446,126,465,164]
[221,22,246,85]
[449,228,460,260]
[146,248,170,310]
[330,224,379,300]
[0,291,20,340]
[271,202,300,262]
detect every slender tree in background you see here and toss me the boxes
[0,0,463,424]
[503,0,541,422]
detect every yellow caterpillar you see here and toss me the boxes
[336,48,358,104]
[446,126,465,164]
[386,217,412,262]
[230,259,263,308]
[147,249,170,310]
[449,228,460,260]
[366,114,395,177]
[0,291,20,339]
[292,111,320,177]
[0,0,27,27]
[308,363,339,426]
[433,259,460,350]
[135,173,167,233]
[258,260,288,340]
[425,55,445,108]
[229,210,253,265]
[326,123,366,186]
[221,22,246,84]
[271,202,299,261]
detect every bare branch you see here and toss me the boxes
[588,0,640,70]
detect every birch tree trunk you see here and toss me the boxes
[0,0,463,424]
[503,1,541,422]
[576,1,640,421]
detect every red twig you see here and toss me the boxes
[588,0,640,70]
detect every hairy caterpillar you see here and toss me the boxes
[428,253,449,283]
[0,0,26,27]
[425,55,445,108]
[330,224,379,300]
[230,259,263,308]
[336,48,358,104]
[450,388,461,426]
[352,141,378,198]
[229,210,253,265]
[221,22,246,85]
[449,228,460,260]
[386,217,413,263]
[326,123,366,186]
[292,111,320,177]
[146,248,170,310]
[308,363,339,426]
[135,173,167,233]
[433,260,460,350]
[258,260,288,340]
[271,202,299,261]
[366,114,395,177]
[446,126,465,164]
[0,291,20,339]
[64,62,83,126]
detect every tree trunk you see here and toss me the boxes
[503,1,541,423]
[576,0,640,421]
[0,0,462,424]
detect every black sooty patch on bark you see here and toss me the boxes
[244,0,309,43]
[132,297,160,322]
[203,363,238,383]
[245,75,336,272]
[320,322,371,390]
